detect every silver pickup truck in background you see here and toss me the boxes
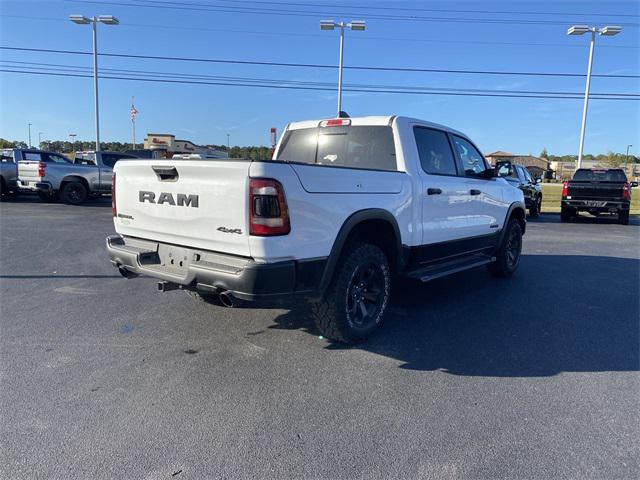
[0,149,20,199]
[17,150,138,204]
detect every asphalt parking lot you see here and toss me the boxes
[1,196,638,480]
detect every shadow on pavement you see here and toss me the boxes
[271,254,639,376]
[533,213,639,226]
[1,193,111,207]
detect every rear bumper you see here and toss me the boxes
[562,199,629,212]
[106,234,326,301]
[19,180,52,192]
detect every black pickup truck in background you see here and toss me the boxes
[561,168,634,225]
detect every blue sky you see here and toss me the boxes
[1,0,638,155]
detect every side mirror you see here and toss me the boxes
[630,181,638,188]
[495,160,513,178]
[536,178,542,184]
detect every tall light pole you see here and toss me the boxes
[28,123,32,148]
[626,144,633,168]
[320,19,365,117]
[227,133,230,150]
[69,14,119,152]
[69,133,77,153]
[567,25,622,169]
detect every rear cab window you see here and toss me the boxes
[276,125,397,171]
[573,169,627,182]
[22,152,42,161]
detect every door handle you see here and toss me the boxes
[470,189,482,196]
[427,188,442,195]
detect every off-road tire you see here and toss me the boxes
[619,210,630,225]
[311,242,391,343]
[529,195,541,217]
[488,218,522,278]
[60,181,88,205]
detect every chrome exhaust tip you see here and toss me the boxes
[218,291,236,308]
[117,264,138,279]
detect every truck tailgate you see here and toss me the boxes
[114,160,251,257]
[568,182,624,199]
[17,161,41,182]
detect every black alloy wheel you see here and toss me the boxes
[346,261,386,329]
[61,182,87,204]
[505,224,522,270]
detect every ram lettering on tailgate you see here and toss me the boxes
[139,191,199,207]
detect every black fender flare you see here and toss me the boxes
[315,209,403,298]
[498,202,527,246]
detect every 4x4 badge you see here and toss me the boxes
[217,227,243,235]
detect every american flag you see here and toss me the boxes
[130,103,138,122]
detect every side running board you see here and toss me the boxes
[407,254,496,283]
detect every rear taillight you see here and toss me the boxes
[111,173,117,217]
[249,178,290,236]
[37,162,46,178]
[622,182,629,199]
[562,181,569,198]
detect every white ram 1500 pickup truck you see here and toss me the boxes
[107,116,525,343]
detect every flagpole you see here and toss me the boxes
[131,96,136,150]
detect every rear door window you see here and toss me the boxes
[277,126,397,171]
[413,127,457,176]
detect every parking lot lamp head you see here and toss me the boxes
[98,15,119,25]
[69,14,91,24]
[320,20,335,31]
[567,25,590,35]
[599,26,622,36]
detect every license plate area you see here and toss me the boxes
[157,245,192,274]
[585,200,606,207]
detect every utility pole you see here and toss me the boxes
[28,123,32,148]
[227,133,230,151]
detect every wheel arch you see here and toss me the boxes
[61,175,90,190]
[500,202,526,244]
[315,209,404,298]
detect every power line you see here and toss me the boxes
[2,67,638,101]
[72,0,640,27]
[3,14,637,49]
[2,46,638,79]
[3,60,637,97]
[156,0,640,19]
